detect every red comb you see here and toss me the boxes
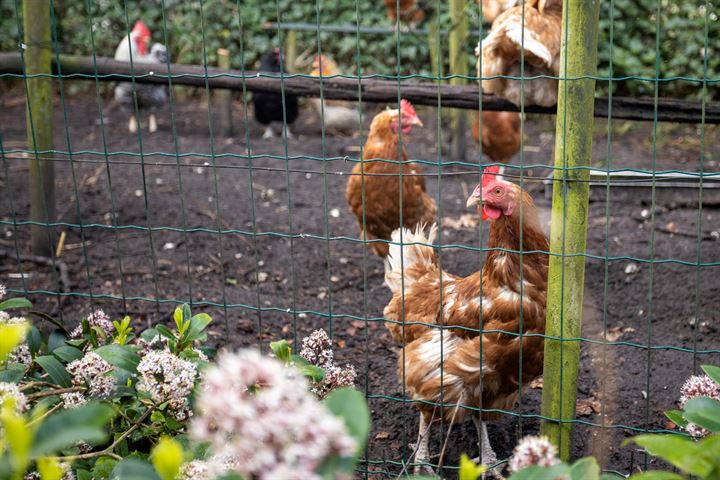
[482,165,500,187]
[400,99,417,117]
[132,21,151,38]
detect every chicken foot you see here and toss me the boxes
[472,416,504,479]
[413,413,434,475]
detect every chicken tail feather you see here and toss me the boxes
[384,223,437,293]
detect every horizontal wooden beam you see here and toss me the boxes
[1,52,718,124]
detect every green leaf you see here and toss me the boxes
[631,434,712,477]
[628,472,684,480]
[183,313,212,343]
[110,458,161,480]
[182,304,192,325]
[141,328,160,341]
[508,464,571,480]
[95,344,141,372]
[32,403,114,456]
[683,397,720,433]
[270,340,292,365]
[37,457,64,480]
[569,457,599,480]
[174,307,184,333]
[299,364,326,382]
[27,325,42,355]
[151,437,184,480]
[52,345,84,363]
[702,365,720,386]
[664,410,688,429]
[0,297,32,311]
[91,457,119,480]
[459,453,487,480]
[47,329,68,353]
[324,388,370,452]
[76,469,93,480]
[35,355,72,387]
[150,410,166,423]
[28,310,68,334]
[291,354,310,367]
[0,363,26,383]
[155,325,175,340]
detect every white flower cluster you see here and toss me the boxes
[509,435,560,473]
[300,329,334,368]
[61,391,88,409]
[300,329,357,398]
[66,352,116,398]
[70,310,115,340]
[177,460,211,480]
[0,283,6,298]
[0,382,28,413]
[0,314,32,368]
[24,462,74,480]
[190,349,357,480]
[679,374,720,437]
[137,350,197,415]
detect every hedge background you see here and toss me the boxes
[1,0,717,99]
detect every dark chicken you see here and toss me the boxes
[252,48,299,139]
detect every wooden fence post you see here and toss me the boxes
[216,48,233,137]
[539,0,601,460]
[448,0,468,161]
[24,0,55,257]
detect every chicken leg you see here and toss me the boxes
[413,413,433,475]
[262,126,274,139]
[473,416,504,479]
[128,115,138,134]
[149,113,158,133]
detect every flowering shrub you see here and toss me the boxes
[626,364,720,480]
[0,286,370,480]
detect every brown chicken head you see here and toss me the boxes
[466,165,518,221]
[390,99,423,134]
[311,55,339,76]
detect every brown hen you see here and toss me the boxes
[478,0,563,106]
[472,110,522,174]
[383,166,548,475]
[346,100,436,257]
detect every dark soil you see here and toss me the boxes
[1,90,719,478]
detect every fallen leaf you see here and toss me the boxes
[336,339,346,349]
[576,397,602,417]
[374,431,391,440]
[664,420,677,430]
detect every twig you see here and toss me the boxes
[27,401,64,427]
[396,406,437,478]
[436,398,463,471]
[0,249,71,293]
[27,386,84,401]
[50,405,156,462]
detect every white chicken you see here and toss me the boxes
[113,21,169,133]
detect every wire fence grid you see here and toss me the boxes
[1,0,720,477]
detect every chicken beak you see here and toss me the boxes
[409,115,423,127]
[466,184,482,208]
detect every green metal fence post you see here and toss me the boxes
[539,0,601,460]
[24,0,55,256]
[448,0,468,161]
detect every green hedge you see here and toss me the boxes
[1,0,717,99]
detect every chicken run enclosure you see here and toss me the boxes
[1,0,720,478]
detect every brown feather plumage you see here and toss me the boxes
[346,108,436,257]
[384,183,548,431]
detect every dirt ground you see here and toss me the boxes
[1,89,719,478]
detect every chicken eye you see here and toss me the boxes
[494,188,502,196]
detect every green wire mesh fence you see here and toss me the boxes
[1,0,720,477]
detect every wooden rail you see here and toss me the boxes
[1,52,719,124]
